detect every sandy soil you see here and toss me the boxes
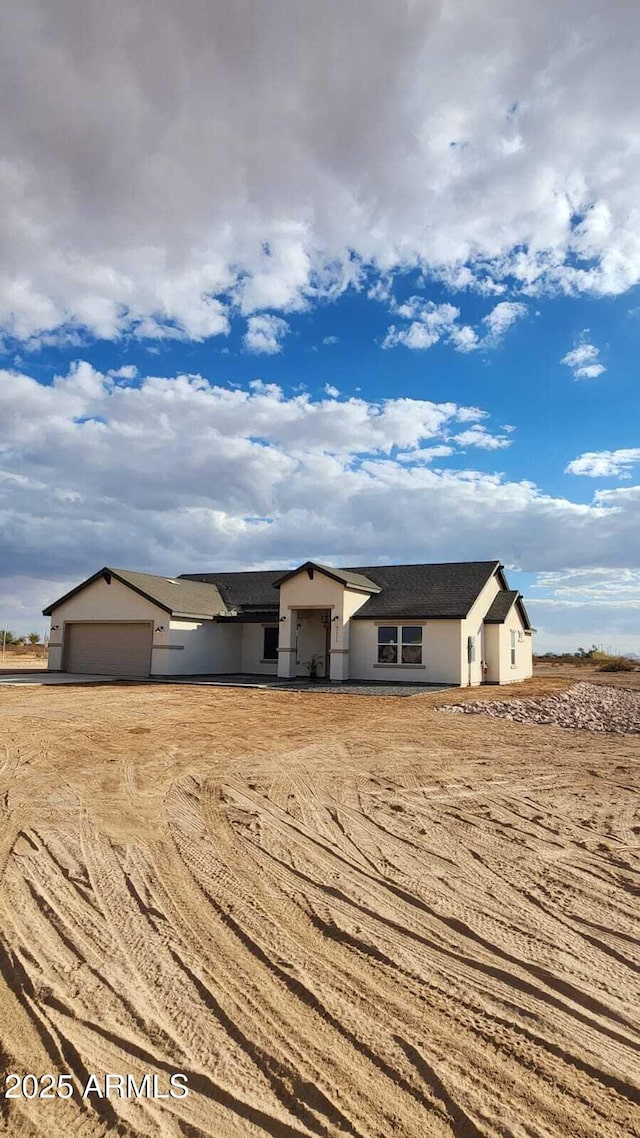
[0,655,48,672]
[0,676,639,1137]
[533,661,640,691]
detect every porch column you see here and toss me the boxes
[329,614,349,682]
[277,609,297,678]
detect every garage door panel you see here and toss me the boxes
[64,623,152,676]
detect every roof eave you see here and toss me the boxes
[42,567,173,618]
[272,560,381,593]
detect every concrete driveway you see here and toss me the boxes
[0,671,120,685]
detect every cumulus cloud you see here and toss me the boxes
[452,426,513,450]
[2,363,640,629]
[482,301,527,341]
[383,298,525,352]
[561,337,606,379]
[108,364,138,380]
[527,567,640,652]
[243,314,289,354]
[383,301,463,351]
[533,567,640,602]
[3,2,640,343]
[565,447,640,477]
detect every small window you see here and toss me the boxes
[378,626,398,664]
[510,630,517,666]
[263,626,279,660]
[402,625,422,664]
[377,625,422,665]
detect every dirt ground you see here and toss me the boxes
[0,672,639,1137]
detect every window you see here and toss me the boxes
[263,626,279,661]
[377,625,422,665]
[510,630,517,667]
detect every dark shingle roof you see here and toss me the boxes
[347,561,501,618]
[484,590,518,623]
[43,567,226,619]
[484,589,532,629]
[179,569,284,611]
[181,560,502,619]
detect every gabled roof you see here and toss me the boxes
[484,589,533,630]
[348,561,502,619]
[181,560,503,619]
[271,561,381,593]
[179,569,284,611]
[45,560,517,623]
[43,567,226,619]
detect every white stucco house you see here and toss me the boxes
[43,559,533,686]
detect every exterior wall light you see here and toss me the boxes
[155,625,164,632]
[51,624,60,631]
[279,615,287,621]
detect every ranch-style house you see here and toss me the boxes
[43,559,533,686]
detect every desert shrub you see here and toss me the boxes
[598,657,636,672]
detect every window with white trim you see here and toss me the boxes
[377,625,422,665]
[510,630,517,666]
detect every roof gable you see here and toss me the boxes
[272,561,381,593]
[484,589,533,629]
[43,567,226,619]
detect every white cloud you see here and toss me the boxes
[482,301,527,340]
[453,425,513,450]
[565,447,640,478]
[395,445,455,464]
[383,297,525,353]
[533,567,640,602]
[108,364,138,380]
[383,301,462,350]
[243,314,289,354]
[2,363,640,631]
[527,567,640,652]
[561,336,606,379]
[322,336,339,346]
[3,3,640,343]
[324,384,340,398]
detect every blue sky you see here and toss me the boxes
[1,1,639,652]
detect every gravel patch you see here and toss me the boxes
[439,682,640,735]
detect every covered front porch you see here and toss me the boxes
[277,607,336,681]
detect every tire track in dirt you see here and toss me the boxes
[1,683,639,1136]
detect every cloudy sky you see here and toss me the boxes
[1,0,639,652]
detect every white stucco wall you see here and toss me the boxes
[460,571,501,686]
[47,575,165,671]
[497,608,533,683]
[349,619,464,685]
[240,623,279,675]
[483,604,533,684]
[279,571,344,613]
[278,571,370,679]
[47,575,244,675]
[483,623,501,684]
[153,619,241,675]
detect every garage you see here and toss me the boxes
[63,622,152,676]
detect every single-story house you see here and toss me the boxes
[43,559,533,685]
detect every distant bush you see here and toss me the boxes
[534,652,597,666]
[598,657,636,672]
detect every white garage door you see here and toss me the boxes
[64,622,152,676]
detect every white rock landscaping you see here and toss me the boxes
[439,682,640,735]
